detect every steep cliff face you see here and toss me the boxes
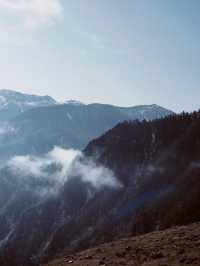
[0,111,200,266]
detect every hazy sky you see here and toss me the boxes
[0,0,199,112]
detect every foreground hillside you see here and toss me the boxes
[43,222,200,266]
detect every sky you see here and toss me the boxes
[0,0,199,112]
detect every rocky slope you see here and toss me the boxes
[43,222,200,266]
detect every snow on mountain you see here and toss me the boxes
[0,89,57,107]
[63,100,85,106]
[0,89,57,121]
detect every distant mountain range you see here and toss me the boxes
[0,89,56,122]
[0,89,173,122]
[0,89,173,164]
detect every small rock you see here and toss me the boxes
[151,251,164,259]
[98,261,106,266]
[115,251,126,258]
[125,246,132,252]
[180,257,187,263]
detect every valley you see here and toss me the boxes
[0,96,199,265]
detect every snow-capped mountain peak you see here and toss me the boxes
[0,89,57,121]
[63,100,85,106]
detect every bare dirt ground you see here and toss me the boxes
[43,222,200,266]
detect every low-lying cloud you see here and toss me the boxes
[7,147,121,196]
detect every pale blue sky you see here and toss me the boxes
[0,0,200,112]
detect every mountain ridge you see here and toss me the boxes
[0,91,173,164]
[0,89,57,122]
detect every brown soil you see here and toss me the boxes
[43,222,200,266]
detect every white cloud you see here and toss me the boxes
[8,147,122,196]
[0,0,63,30]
